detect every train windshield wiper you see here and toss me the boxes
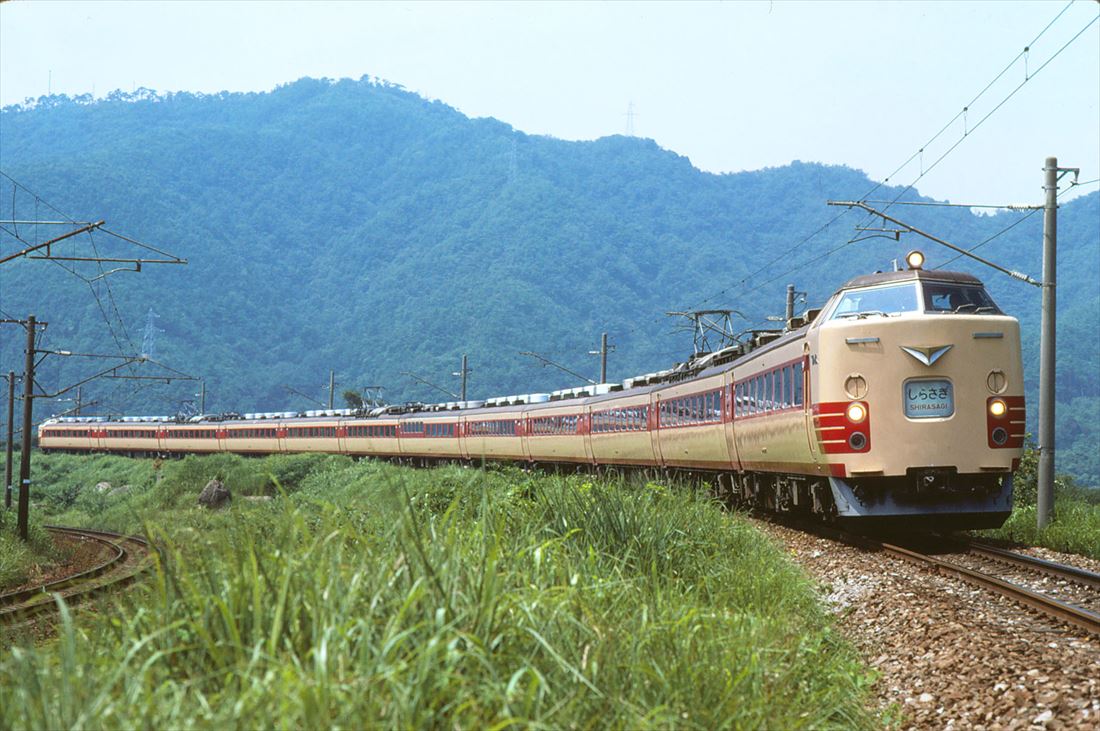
[836,310,889,320]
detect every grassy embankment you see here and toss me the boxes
[0,452,878,729]
[0,514,59,589]
[974,443,1100,560]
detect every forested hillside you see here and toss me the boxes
[1,77,1097,483]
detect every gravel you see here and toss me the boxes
[754,520,1100,730]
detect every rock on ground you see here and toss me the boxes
[197,479,231,509]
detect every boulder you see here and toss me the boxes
[95,481,112,493]
[198,479,231,509]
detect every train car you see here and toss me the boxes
[586,388,657,469]
[222,421,281,455]
[38,251,1024,529]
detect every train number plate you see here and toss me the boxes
[904,379,954,418]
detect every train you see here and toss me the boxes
[39,250,1025,529]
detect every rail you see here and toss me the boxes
[0,526,152,624]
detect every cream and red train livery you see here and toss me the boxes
[40,257,1025,529]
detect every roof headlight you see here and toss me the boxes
[905,250,925,270]
[846,402,867,423]
[989,399,1007,418]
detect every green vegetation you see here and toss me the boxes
[1,78,1097,485]
[0,453,878,728]
[975,443,1100,560]
[0,514,58,589]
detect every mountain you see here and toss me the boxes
[2,77,1097,484]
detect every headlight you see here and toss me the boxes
[989,399,1007,418]
[846,402,867,423]
[905,250,925,270]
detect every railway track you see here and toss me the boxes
[761,515,1100,635]
[0,526,152,624]
[877,535,1100,636]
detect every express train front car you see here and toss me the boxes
[806,255,1024,529]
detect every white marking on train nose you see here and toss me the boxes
[899,344,953,366]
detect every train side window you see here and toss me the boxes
[794,362,804,406]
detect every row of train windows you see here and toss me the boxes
[468,419,519,436]
[167,430,217,439]
[529,415,579,435]
[592,406,648,433]
[106,430,157,439]
[660,389,723,428]
[347,425,397,438]
[227,429,278,439]
[735,362,804,416]
[424,422,456,437]
[43,429,90,438]
[287,427,337,438]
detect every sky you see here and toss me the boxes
[1,0,1098,205]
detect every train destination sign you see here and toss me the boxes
[903,379,954,419]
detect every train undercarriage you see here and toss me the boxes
[43,445,1012,532]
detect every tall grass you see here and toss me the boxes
[975,442,1100,559]
[977,497,1100,559]
[1,459,876,728]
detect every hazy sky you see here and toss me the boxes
[2,1,1098,204]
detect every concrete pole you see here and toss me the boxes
[785,284,796,331]
[328,371,335,410]
[75,385,82,416]
[4,371,13,510]
[1037,158,1058,529]
[460,355,468,402]
[200,380,206,413]
[18,315,35,541]
[599,333,608,384]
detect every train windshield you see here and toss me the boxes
[921,282,1002,314]
[830,282,920,320]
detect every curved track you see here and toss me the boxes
[0,526,152,624]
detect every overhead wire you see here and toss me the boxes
[933,177,1098,271]
[666,0,1094,321]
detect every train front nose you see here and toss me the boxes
[818,314,1024,478]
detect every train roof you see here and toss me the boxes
[838,269,983,290]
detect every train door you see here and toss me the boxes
[519,412,531,464]
[723,378,742,471]
[649,393,663,466]
[803,348,819,460]
[458,417,469,460]
[581,409,594,464]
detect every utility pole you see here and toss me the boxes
[785,285,796,331]
[1037,157,1059,529]
[199,380,206,413]
[328,370,335,410]
[19,315,36,540]
[460,355,467,401]
[588,333,614,383]
[74,385,82,416]
[5,371,14,510]
[451,355,470,401]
